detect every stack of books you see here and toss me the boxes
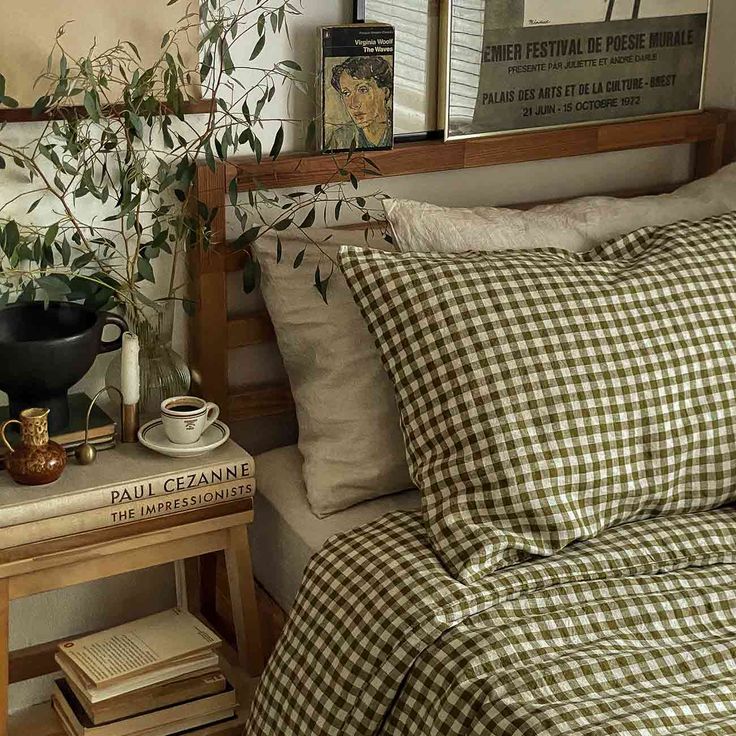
[0,441,255,551]
[52,608,237,736]
[0,393,117,466]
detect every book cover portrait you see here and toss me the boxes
[319,25,395,153]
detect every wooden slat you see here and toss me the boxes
[9,628,98,684]
[0,99,215,124]
[10,530,231,599]
[228,384,294,421]
[227,312,274,348]
[189,162,232,418]
[0,502,253,571]
[233,110,728,192]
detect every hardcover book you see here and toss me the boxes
[0,477,255,550]
[317,24,395,153]
[70,672,228,725]
[0,440,253,529]
[52,678,236,736]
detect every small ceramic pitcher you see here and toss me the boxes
[1,408,67,485]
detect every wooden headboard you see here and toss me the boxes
[188,108,736,423]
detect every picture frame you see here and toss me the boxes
[442,0,712,142]
[353,0,442,141]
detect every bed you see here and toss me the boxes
[187,109,736,735]
[249,444,419,611]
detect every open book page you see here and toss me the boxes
[58,609,221,686]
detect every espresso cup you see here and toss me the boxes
[161,396,220,445]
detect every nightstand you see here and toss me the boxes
[0,487,263,735]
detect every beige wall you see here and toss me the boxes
[4,0,736,713]
[0,0,198,107]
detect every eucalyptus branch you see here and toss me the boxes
[0,0,381,320]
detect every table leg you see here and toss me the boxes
[224,526,264,676]
[1,578,9,736]
[174,558,201,613]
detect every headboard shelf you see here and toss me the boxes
[227,312,275,350]
[188,108,736,423]
[229,383,294,421]
[233,109,733,193]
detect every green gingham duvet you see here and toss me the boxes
[246,506,736,735]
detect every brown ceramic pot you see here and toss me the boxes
[1,407,67,485]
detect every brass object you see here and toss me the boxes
[122,402,140,443]
[75,385,129,466]
[1,407,67,485]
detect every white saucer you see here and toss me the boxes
[138,419,230,458]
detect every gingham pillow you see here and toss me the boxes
[338,211,736,582]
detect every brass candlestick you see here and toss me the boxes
[75,385,137,465]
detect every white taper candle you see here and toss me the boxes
[121,331,140,405]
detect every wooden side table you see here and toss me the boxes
[0,498,263,736]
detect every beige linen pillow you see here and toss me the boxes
[253,227,412,517]
[384,162,736,253]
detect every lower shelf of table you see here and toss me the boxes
[8,659,259,736]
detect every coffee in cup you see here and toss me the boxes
[161,396,219,445]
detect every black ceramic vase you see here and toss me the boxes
[0,302,127,433]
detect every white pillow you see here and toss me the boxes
[254,227,412,518]
[384,162,736,253]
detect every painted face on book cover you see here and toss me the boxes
[338,72,389,132]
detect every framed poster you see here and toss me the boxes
[443,0,711,141]
[354,0,442,140]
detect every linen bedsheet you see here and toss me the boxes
[246,505,736,735]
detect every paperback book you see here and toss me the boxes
[317,23,395,153]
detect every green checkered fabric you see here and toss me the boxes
[338,212,736,581]
[246,507,736,735]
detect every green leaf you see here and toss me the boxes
[276,235,282,264]
[44,222,59,247]
[27,198,42,213]
[5,221,19,249]
[270,124,284,160]
[71,252,95,270]
[31,95,50,119]
[228,176,238,207]
[250,34,266,61]
[83,90,99,123]
[1,96,19,108]
[204,140,216,172]
[161,32,171,48]
[221,40,235,76]
[242,259,261,293]
[127,112,144,139]
[61,238,71,266]
[306,120,316,150]
[280,59,301,71]
[300,207,316,229]
[137,257,155,283]
[314,265,331,303]
[293,248,305,269]
[0,155,4,170]
[0,74,5,99]
[350,173,359,189]
[233,226,261,247]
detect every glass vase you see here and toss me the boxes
[106,302,191,419]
